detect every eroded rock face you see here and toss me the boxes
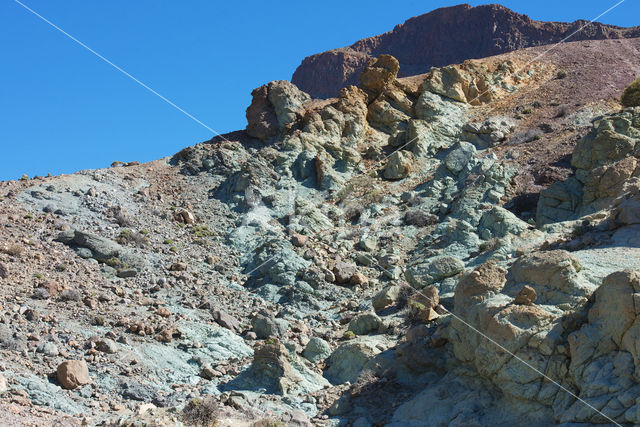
[246,81,311,141]
[246,84,279,140]
[537,108,640,225]
[325,341,380,384]
[360,54,400,100]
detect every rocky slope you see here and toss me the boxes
[1,32,640,427]
[292,3,640,98]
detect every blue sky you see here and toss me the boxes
[1,0,637,180]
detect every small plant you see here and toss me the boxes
[534,134,542,141]
[343,330,356,340]
[622,78,640,108]
[56,264,67,272]
[522,107,533,114]
[555,105,569,118]
[163,239,174,245]
[33,273,43,279]
[181,397,221,427]
[19,175,29,181]
[170,246,178,253]
[556,69,568,79]
[105,257,123,268]
[191,225,213,238]
[116,229,148,247]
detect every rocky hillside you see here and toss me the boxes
[1,29,640,427]
[292,3,640,98]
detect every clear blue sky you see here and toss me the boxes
[1,1,637,180]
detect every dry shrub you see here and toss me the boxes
[622,78,640,108]
[181,397,220,426]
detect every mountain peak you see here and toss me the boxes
[292,3,640,98]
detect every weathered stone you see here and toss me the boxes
[325,341,380,384]
[57,360,90,390]
[245,341,300,395]
[246,84,279,140]
[251,314,289,339]
[372,285,402,311]
[463,116,516,148]
[212,310,240,333]
[333,261,357,284]
[509,250,590,306]
[349,272,369,287]
[384,151,415,180]
[360,54,400,99]
[96,339,118,354]
[444,142,475,175]
[348,312,383,335]
[406,256,464,289]
[303,337,331,362]
[514,285,537,305]
[0,373,7,393]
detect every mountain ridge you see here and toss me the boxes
[292,3,640,98]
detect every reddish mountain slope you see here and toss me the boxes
[292,3,640,98]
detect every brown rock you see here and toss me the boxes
[514,285,537,305]
[245,84,279,140]
[454,261,507,312]
[408,285,439,311]
[174,209,195,225]
[359,54,400,100]
[349,272,369,287]
[169,262,187,272]
[333,261,357,284]
[212,309,240,332]
[291,233,308,247]
[156,307,171,318]
[57,360,90,389]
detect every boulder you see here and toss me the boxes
[96,339,118,354]
[372,285,402,311]
[325,341,380,384]
[246,86,278,140]
[212,310,240,333]
[267,80,311,128]
[384,151,415,180]
[444,142,476,175]
[303,337,331,362]
[514,285,537,305]
[462,116,516,148]
[246,341,300,395]
[57,360,90,390]
[406,256,464,289]
[359,55,400,99]
[508,250,591,306]
[333,261,357,284]
[348,313,383,335]
[55,230,121,262]
[478,206,529,238]
[454,261,507,313]
[245,80,311,141]
[251,314,289,339]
